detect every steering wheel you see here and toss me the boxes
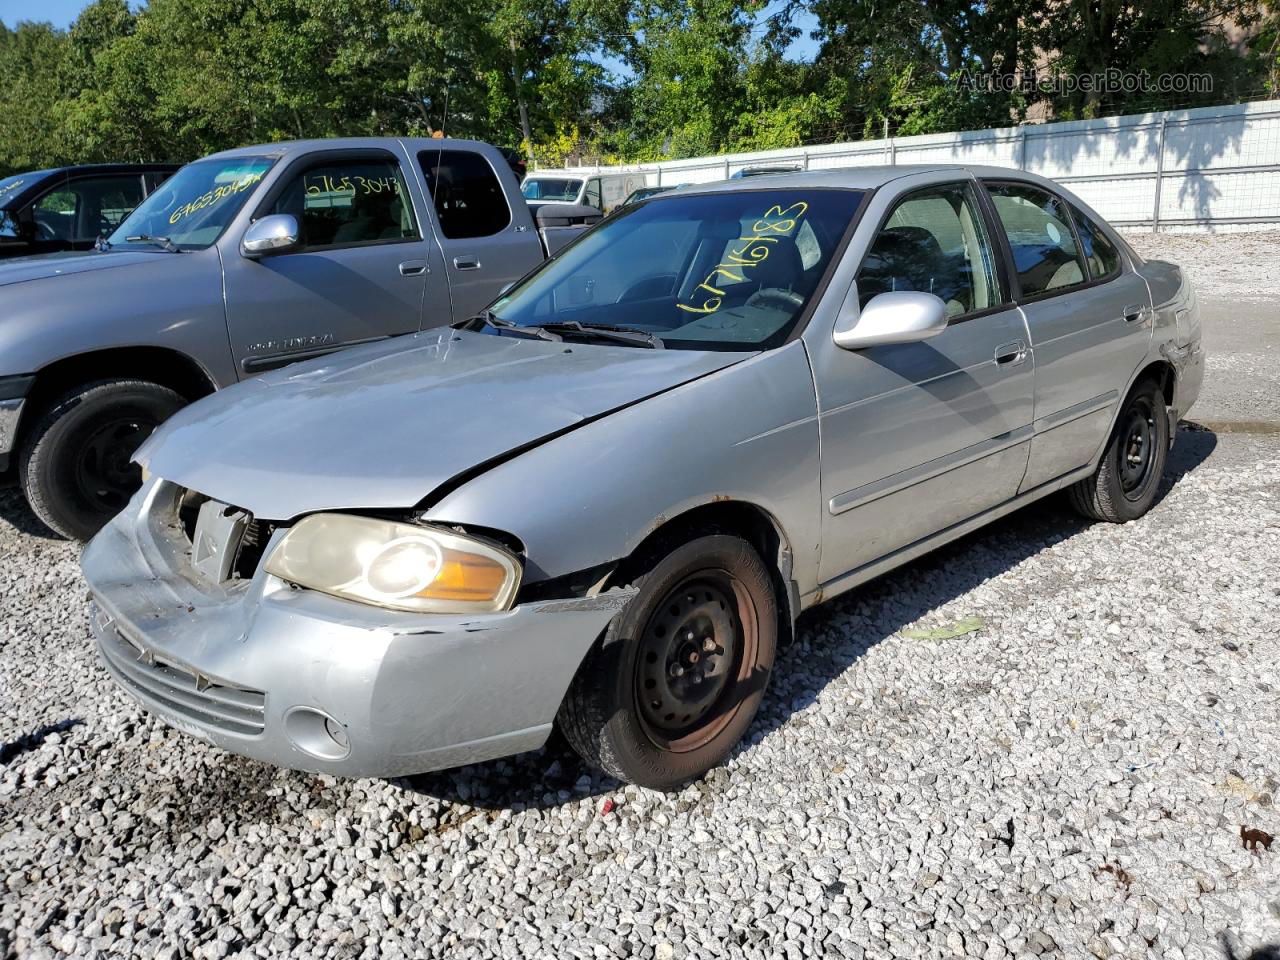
[35,220,57,241]
[745,287,804,312]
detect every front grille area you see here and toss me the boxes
[99,623,266,737]
[173,487,276,583]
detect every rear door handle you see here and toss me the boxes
[994,340,1028,365]
[398,259,428,276]
[1123,303,1147,323]
[453,256,481,270]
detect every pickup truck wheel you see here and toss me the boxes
[1068,377,1170,523]
[558,534,777,790]
[19,379,185,540]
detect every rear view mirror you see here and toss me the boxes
[242,214,300,257]
[833,291,949,350]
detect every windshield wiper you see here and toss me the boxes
[459,309,562,342]
[459,311,661,348]
[536,321,664,349]
[124,234,181,253]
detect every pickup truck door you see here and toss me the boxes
[415,147,545,323]
[810,180,1034,583]
[221,147,449,377]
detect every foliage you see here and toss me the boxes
[0,0,1274,177]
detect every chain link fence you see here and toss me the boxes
[550,99,1280,232]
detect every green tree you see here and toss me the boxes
[0,21,74,173]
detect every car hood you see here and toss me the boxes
[140,329,751,520]
[0,250,174,287]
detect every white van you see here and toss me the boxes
[521,171,645,214]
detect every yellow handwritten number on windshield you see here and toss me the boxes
[168,171,265,226]
[677,202,809,316]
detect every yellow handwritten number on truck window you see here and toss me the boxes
[305,174,402,197]
[168,171,265,226]
[677,202,809,316]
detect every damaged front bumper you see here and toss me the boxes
[81,479,631,778]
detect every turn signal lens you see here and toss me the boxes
[264,514,520,614]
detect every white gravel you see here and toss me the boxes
[1126,230,1280,304]
[3,236,1279,960]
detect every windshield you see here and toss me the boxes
[108,156,275,250]
[522,178,583,202]
[491,188,865,351]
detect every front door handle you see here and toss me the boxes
[1123,303,1147,323]
[399,259,428,276]
[994,339,1028,365]
[453,256,481,271]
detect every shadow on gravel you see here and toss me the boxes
[1165,423,1219,497]
[0,486,63,540]
[0,718,84,765]
[402,426,1221,811]
[1220,934,1280,960]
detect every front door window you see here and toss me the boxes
[858,181,1002,319]
[268,158,419,250]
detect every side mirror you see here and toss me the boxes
[0,213,31,245]
[833,291,949,350]
[241,214,299,257]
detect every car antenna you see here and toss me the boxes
[430,84,450,211]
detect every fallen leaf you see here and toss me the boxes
[902,617,984,641]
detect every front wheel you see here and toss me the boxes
[558,534,777,790]
[1068,377,1170,523]
[19,379,186,540]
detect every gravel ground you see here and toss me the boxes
[1126,230,1280,428]
[3,235,1280,960]
[1126,231,1280,306]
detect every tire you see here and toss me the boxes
[1068,376,1170,523]
[558,534,778,790]
[19,379,186,540]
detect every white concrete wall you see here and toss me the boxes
[549,100,1280,232]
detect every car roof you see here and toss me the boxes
[665,164,1071,196]
[205,137,506,161]
[0,163,180,210]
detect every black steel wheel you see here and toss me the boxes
[1117,394,1158,500]
[1068,376,1170,523]
[635,573,753,752]
[558,533,777,790]
[19,379,186,540]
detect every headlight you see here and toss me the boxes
[264,514,521,614]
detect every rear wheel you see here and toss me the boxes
[1068,377,1170,523]
[558,534,777,790]
[19,379,185,540]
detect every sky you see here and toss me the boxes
[1,0,822,60]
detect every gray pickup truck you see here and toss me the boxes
[0,137,599,539]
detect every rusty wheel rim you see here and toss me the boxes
[634,570,756,753]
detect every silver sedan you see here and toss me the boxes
[82,165,1204,789]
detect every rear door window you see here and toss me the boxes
[1070,205,1122,280]
[418,149,512,239]
[986,182,1087,297]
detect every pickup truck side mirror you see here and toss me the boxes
[833,291,949,350]
[242,214,300,257]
